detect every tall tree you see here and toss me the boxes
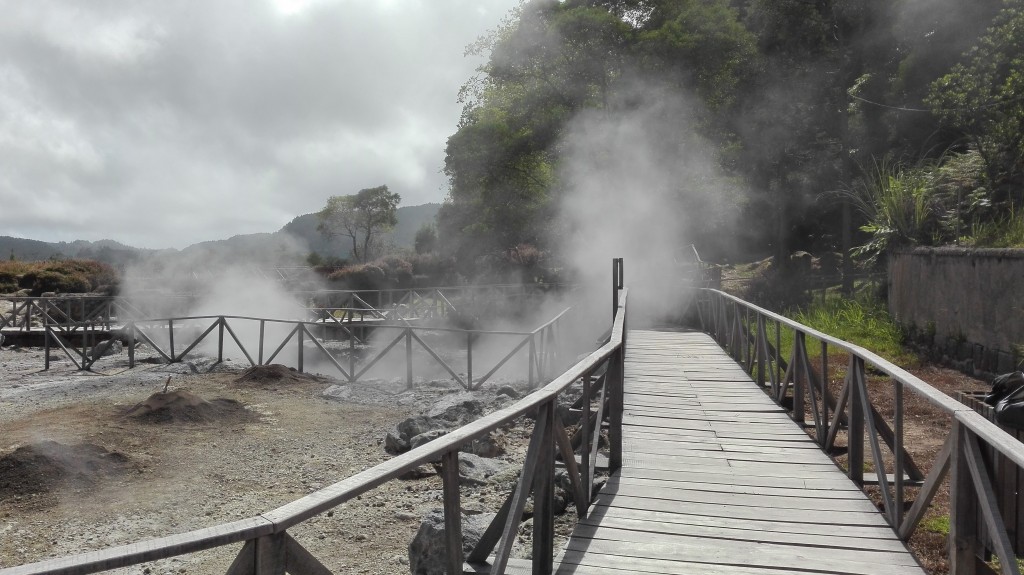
[927,0,1024,205]
[440,0,757,267]
[316,186,400,263]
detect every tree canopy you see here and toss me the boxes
[316,185,400,263]
[437,0,1020,275]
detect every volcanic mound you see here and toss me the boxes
[124,389,254,424]
[233,364,322,386]
[0,440,134,501]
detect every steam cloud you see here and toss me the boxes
[556,78,738,325]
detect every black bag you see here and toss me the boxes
[994,372,1024,430]
[985,371,1024,406]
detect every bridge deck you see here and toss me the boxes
[554,329,925,575]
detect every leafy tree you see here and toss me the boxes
[441,0,758,267]
[414,224,438,254]
[927,0,1024,206]
[316,186,400,263]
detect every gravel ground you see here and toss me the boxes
[0,342,551,575]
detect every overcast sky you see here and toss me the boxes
[0,0,519,249]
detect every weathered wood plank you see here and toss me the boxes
[599,482,881,512]
[586,505,904,540]
[566,328,926,575]
[561,538,921,575]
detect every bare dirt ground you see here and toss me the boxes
[0,344,543,575]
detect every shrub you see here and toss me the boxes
[328,264,387,291]
[0,270,19,294]
[378,255,414,288]
[0,259,118,296]
[19,270,91,294]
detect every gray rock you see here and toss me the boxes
[410,429,449,450]
[426,395,484,425]
[322,384,350,400]
[88,339,123,359]
[384,431,409,455]
[409,509,496,575]
[495,385,519,399]
[458,453,509,485]
[462,434,502,458]
[425,392,480,417]
[398,415,445,440]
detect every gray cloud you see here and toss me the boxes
[0,0,518,248]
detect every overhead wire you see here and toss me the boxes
[849,92,1024,114]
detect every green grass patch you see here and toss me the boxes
[920,515,950,536]
[965,210,1024,248]
[762,290,916,367]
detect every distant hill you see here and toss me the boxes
[0,203,441,267]
[0,237,153,268]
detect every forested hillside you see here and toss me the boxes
[439,0,1021,272]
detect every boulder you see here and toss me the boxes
[409,429,449,450]
[462,434,502,458]
[409,510,496,575]
[495,385,520,399]
[384,431,410,455]
[398,415,445,440]
[457,453,509,485]
[89,340,123,359]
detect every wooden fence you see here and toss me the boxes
[1,285,627,575]
[2,284,559,334]
[45,307,570,390]
[698,288,1024,575]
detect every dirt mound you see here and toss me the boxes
[125,389,254,424]
[233,364,322,386]
[0,440,134,501]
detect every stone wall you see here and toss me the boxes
[889,247,1024,377]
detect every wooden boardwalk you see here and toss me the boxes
[554,329,926,575]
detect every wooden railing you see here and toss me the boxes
[46,308,570,389]
[0,296,118,332]
[2,285,560,334]
[2,289,626,575]
[698,288,1024,575]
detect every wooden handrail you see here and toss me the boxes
[2,289,627,575]
[698,287,1024,575]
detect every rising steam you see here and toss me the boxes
[556,77,739,325]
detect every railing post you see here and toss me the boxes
[466,332,473,390]
[611,258,623,321]
[168,318,175,362]
[532,400,555,575]
[609,340,625,473]
[756,315,766,388]
[793,332,806,424]
[848,356,865,486]
[297,324,304,373]
[259,320,265,365]
[349,325,356,382]
[581,369,593,502]
[254,533,286,575]
[441,449,463,574]
[949,420,979,575]
[44,324,51,371]
[820,341,828,445]
[406,328,413,390]
[894,380,905,528]
[127,322,135,368]
[529,336,537,389]
[218,317,225,363]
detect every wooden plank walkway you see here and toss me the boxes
[554,329,926,575]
